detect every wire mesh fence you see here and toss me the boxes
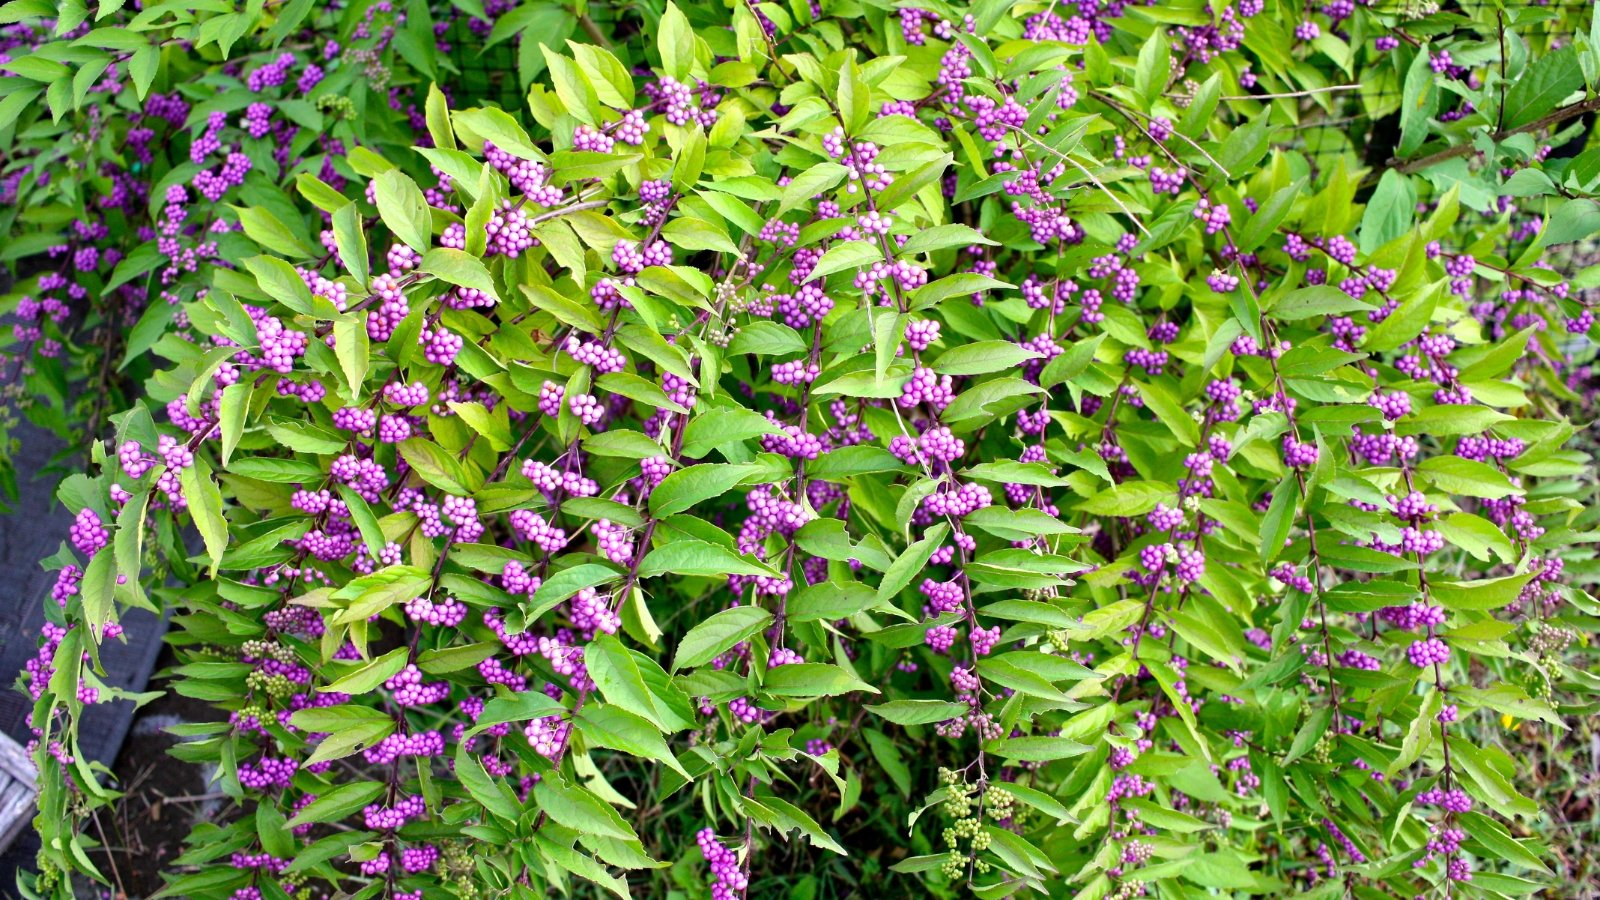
[443,17,525,111]
[1266,0,1595,168]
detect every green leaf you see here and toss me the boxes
[638,539,778,580]
[680,406,784,457]
[699,189,763,236]
[898,223,996,257]
[1134,379,1200,447]
[1432,572,1534,611]
[455,107,539,160]
[595,372,688,416]
[1364,280,1440,351]
[1120,798,1210,833]
[457,743,523,822]
[1457,325,1535,381]
[1358,170,1416,254]
[991,735,1092,762]
[285,782,387,828]
[1538,198,1600,248]
[1258,474,1297,565]
[729,320,807,356]
[1447,737,1538,819]
[570,42,634,109]
[464,692,566,738]
[1004,782,1077,825]
[976,657,1071,703]
[522,282,606,333]
[1459,811,1552,874]
[931,340,1040,376]
[1284,705,1331,764]
[873,153,952,212]
[420,247,500,303]
[792,520,893,572]
[1395,405,1512,437]
[1462,684,1564,729]
[863,728,912,796]
[104,240,163,293]
[748,794,847,855]
[872,309,903,387]
[1435,512,1516,564]
[448,401,511,451]
[807,446,908,480]
[1502,46,1583,130]
[541,46,598,125]
[1236,178,1304,252]
[963,506,1078,541]
[584,429,666,459]
[397,439,471,494]
[586,634,684,732]
[649,463,761,517]
[417,642,501,675]
[1168,609,1241,673]
[910,273,1014,307]
[425,82,455,150]
[658,1,693,81]
[1270,285,1371,320]
[1324,580,1419,613]
[866,699,970,725]
[233,205,312,258]
[810,240,882,280]
[961,461,1068,487]
[837,56,870,134]
[534,779,637,841]
[533,836,630,898]
[1133,29,1169,106]
[128,45,157,98]
[112,488,151,612]
[217,382,249,466]
[1417,455,1523,499]
[302,714,396,762]
[320,647,409,695]
[228,458,322,482]
[288,705,393,732]
[1074,481,1174,517]
[577,704,690,777]
[1388,687,1442,775]
[778,163,849,215]
[1399,46,1437,158]
[941,377,1042,424]
[332,203,369,289]
[526,564,622,619]
[673,605,773,670]
[244,255,316,316]
[81,550,115,644]
[373,169,432,253]
[763,663,875,697]
[296,172,352,213]
[330,568,430,625]
[180,460,227,577]
[877,522,950,605]
[618,323,698,384]
[333,317,369,402]
[1218,121,1271,173]
[1,54,69,82]
[1039,333,1105,388]
[787,581,889,622]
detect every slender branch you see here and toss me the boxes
[1218,84,1362,101]
[1383,96,1600,177]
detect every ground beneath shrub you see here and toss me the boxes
[78,671,216,899]
[0,418,167,894]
